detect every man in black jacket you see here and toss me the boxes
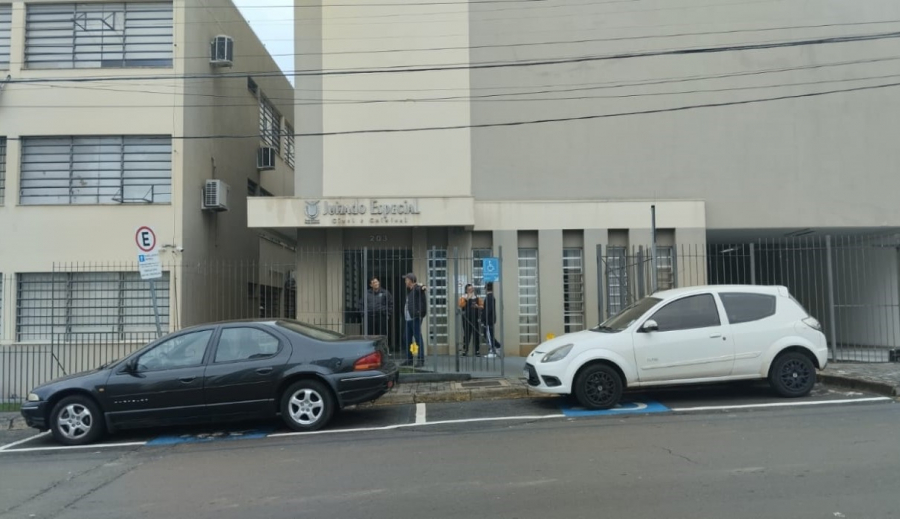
[360,277,393,343]
[403,273,428,367]
[484,282,502,358]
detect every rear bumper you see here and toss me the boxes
[21,402,49,431]
[333,364,400,407]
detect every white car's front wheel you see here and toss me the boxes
[574,364,624,410]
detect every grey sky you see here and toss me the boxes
[233,0,294,81]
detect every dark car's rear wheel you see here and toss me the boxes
[574,364,623,410]
[50,396,105,446]
[281,380,335,432]
[769,351,816,397]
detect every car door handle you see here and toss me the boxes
[256,368,274,375]
[179,377,196,383]
[709,333,722,339]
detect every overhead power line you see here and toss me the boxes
[4,80,896,138]
[7,30,900,85]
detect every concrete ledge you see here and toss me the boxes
[6,416,28,431]
[818,373,898,397]
[400,373,472,384]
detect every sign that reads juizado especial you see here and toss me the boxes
[304,199,422,225]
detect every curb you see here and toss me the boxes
[369,382,558,407]
[399,373,472,384]
[818,373,898,398]
[6,416,28,431]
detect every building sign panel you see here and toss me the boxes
[249,197,475,229]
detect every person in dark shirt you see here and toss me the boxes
[360,277,393,344]
[403,273,428,367]
[458,284,484,357]
[484,282,501,358]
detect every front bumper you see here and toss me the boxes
[333,363,400,407]
[20,401,49,430]
[524,362,569,394]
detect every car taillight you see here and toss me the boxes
[354,351,382,371]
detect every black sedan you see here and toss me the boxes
[20,320,399,445]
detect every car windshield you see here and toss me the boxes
[592,297,662,332]
[276,320,345,341]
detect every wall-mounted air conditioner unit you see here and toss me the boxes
[202,179,230,211]
[257,147,277,171]
[210,35,235,68]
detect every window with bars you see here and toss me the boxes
[563,248,585,333]
[0,4,10,68]
[284,122,295,169]
[259,94,281,152]
[656,246,675,291]
[427,249,448,346]
[25,2,173,69]
[606,246,628,317]
[16,272,170,342]
[518,248,539,345]
[20,136,172,205]
[247,178,259,196]
[471,248,493,295]
[0,137,6,204]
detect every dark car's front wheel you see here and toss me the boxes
[281,380,335,432]
[50,396,105,446]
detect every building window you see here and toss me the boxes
[16,272,170,342]
[0,4,11,68]
[247,179,259,196]
[259,94,281,153]
[656,246,675,291]
[259,187,272,197]
[427,249,448,346]
[563,248,585,333]
[284,122,295,169]
[25,2,174,69]
[606,246,628,317]
[471,248,492,295]
[518,248,539,345]
[0,137,6,204]
[20,136,172,205]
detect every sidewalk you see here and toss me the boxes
[4,362,897,432]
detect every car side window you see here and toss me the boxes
[136,330,213,372]
[650,294,721,332]
[215,327,281,363]
[720,293,777,324]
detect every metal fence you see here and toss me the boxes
[2,235,898,404]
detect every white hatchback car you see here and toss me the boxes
[526,285,828,409]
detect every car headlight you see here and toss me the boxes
[541,344,574,363]
[27,393,41,402]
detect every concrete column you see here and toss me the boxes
[325,230,344,330]
[675,227,708,287]
[493,230,519,355]
[538,230,564,344]
[583,229,608,325]
[296,230,328,325]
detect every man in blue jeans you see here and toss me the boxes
[403,273,428,367]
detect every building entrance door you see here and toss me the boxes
[344,249,413,357]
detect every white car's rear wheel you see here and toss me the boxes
[769,352,816,398]
[574,364,623,410]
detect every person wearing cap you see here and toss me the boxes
[403,273,428,367]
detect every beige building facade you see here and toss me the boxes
[257,0,900,357]
[0,0,296,352]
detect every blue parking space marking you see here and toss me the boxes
[146,427,274,446]
[559,400,671,417]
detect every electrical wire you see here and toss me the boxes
[7,29,899,84]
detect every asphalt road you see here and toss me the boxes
[1,384,897,519]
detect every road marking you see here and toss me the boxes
[416,403,427,424]
[0,441,147,454]
[268,414,567,438]
[670,396,893,412]
[0,431,50,452]
[560,400,670,417]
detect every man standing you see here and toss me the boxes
[361,277,393,343]
[484,282,502,358]
[403,273,428,367]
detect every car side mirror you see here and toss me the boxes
[122,359,139,375]
[641,320,659,333]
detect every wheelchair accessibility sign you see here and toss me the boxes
[559,400,670,417]
[482,257,500,283]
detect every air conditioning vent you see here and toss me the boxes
[210,35,234,68]
[202,179,230,211]
[257,147,277,170]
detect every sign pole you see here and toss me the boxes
[149,279,163,339]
